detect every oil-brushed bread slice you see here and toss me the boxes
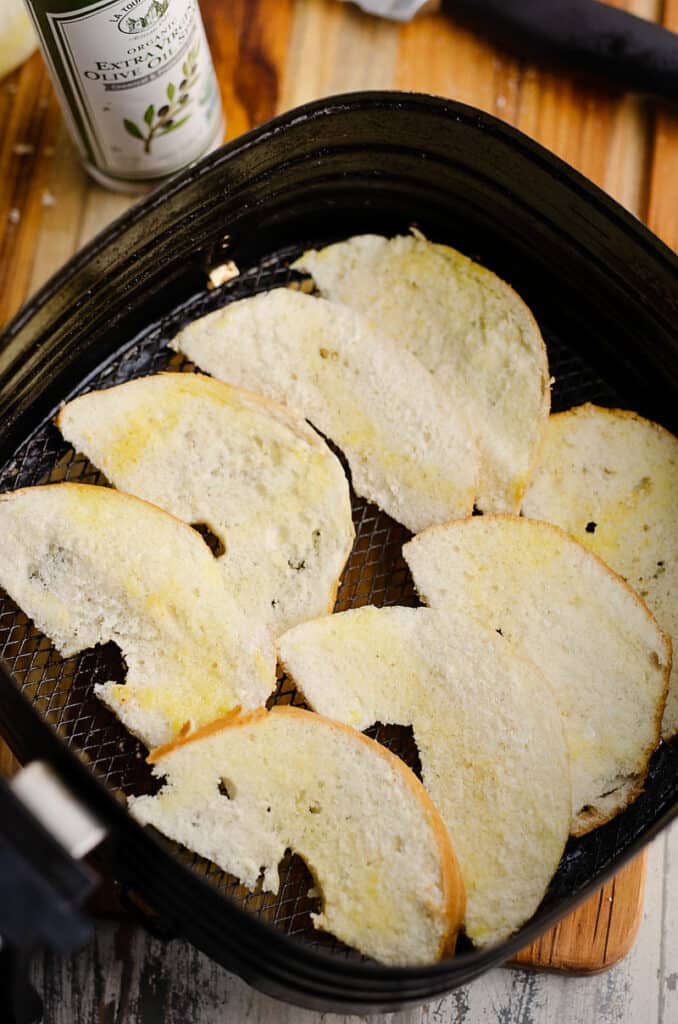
[0,484,275,749]
[404,517,671,834]
[129,705,466,965]
[522,403,678,740]
[170,288,478,533]
[57,374,354,637]
[293,233,550,514]
[278,605,570,947]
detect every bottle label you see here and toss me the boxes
[42,0,222,181]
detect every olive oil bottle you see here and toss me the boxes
[23,0,224,192]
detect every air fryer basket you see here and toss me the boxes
[0,93,676,1013]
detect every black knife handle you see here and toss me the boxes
[443,0,678,104]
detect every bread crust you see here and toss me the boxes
[147,704,465,959]
[404,514,671,834]
[57,373,355,638]
[521,403,678,740]
[279,604,572,947]
[0,480,215,545]
[56,372,335,449]
[0,483,277,747]
[293,232,550,514]
[171,288,480,532]
[542,401,675,438]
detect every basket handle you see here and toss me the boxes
[0,765,106,1024]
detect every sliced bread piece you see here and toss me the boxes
[292,233,550,514]
[0,484,275,748]
[278,605,571,947]
[170,288,478,533]
[130,705,465,965]
[57,373,354,637]
[521,403,678,739]
[404,516,671,834]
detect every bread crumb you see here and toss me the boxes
[208,261,239,288]
[12,143,34,156]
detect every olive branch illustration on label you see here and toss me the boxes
[123,43,200,154]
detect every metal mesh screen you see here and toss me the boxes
[0,244,674,958]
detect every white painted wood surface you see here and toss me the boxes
[30,823,677,1023]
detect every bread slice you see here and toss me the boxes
[57,373,354,637]
[278,605,570,947]
[170,288,478,533]
[522,403,678,740]
[129,705,465,965]
[0,484,275,748]
[292,233,550,514]
[404,516,671,834]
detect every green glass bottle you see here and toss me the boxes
[23,0,224,192]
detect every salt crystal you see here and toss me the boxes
[7,209,21,224]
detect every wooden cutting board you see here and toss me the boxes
[513,852,647,971]
[1,0,676,975]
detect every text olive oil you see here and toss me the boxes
[23,0,224,191]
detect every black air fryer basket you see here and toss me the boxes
[0,93,676,1014]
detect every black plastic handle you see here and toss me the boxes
[444,0,678,104]
[0,777,96,1024]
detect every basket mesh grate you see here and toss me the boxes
[0,244,675,958]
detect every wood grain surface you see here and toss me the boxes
[512,853,648,973]
[1,0,677,1019]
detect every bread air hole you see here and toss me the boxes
[265,850,326,932]
[191,522,226,558]
[218,778,234,800]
